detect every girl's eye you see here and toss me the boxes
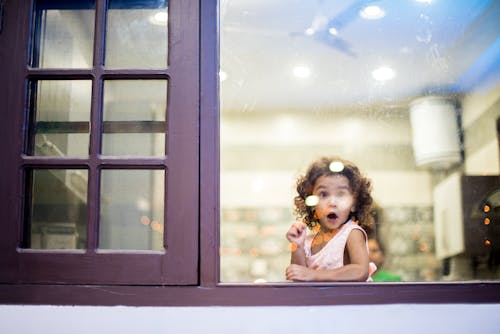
[319,191,328,198]
[337,190,351,198]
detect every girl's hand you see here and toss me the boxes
[285,264,315,281]
[285,221,307,247]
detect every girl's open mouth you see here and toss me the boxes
[327,212,338,220]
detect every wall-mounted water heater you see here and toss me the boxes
[409,96,462,169]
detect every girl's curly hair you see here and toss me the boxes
[294,156,373,231]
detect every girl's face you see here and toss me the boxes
[311,174,356,232]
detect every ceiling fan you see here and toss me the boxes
[290,0,381,58]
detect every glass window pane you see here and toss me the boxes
[220,1,500,282]
[32,0,95,68]
[102,80,167,156]
[99,170,164,251]
[27,80,92,157]
[24,169,88,250]
[105,0,168,68]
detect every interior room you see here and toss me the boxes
[219,0,500,282]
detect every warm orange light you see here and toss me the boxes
[484,239,491,246]
[260,226,276,236]
[419,243,428,252]
[249,248,260,257]
[289,243,298,252]
[484,218,491,225]
[245,210,257,221]
[483,205,491,213]
[150,220,163,232]
[219,247,241,256]
[140,215,150,226]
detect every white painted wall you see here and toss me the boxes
[461,86,500,129]
[221,170,433,208]
[1,304,499,334]
[462,85,500,175]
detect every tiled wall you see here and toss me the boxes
[378,206,440,281]
[220,205,441,282]
[220,207,293,282]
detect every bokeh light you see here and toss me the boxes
[329,161,344,172]
[140,215,150,226]
[305,194,319,206]
[150,220,163,233]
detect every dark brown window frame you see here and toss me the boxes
[0,0,500,306]
[0,0,199,286]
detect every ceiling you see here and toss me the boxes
[220,0,500,113]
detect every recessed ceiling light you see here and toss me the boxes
[372,66,396,81]
[360,5,385,20]
[293,66,311,79]
[149,11,168,26]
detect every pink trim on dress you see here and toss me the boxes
[304,220,376,281]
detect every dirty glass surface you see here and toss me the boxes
[220,0,500,283]
[106,0,168,68]
[32,0,95,68]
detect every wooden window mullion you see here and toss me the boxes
[87,0,106,252]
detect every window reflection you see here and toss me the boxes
[99,169,164,251]
[27,80,92,157]
[102,80,167,156]
[220,0,500,282]
[32,0,95,68]
[106,0,168,68]
[31,0,169,69]
[24,169,88,250]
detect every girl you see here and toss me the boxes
[285,156,374,282]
